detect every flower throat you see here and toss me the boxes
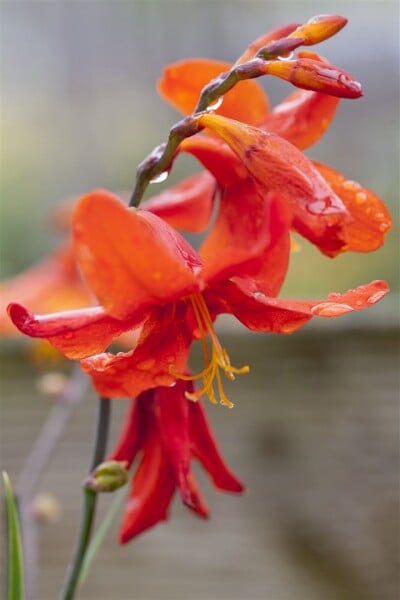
[172,293,249,408]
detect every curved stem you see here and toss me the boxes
[60,397,111,600]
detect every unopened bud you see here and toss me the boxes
[264,58,363,98]
[31,492,62,524]
[289,14,347,45]
[84,460,129,493]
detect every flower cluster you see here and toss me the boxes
[2,16,391,542]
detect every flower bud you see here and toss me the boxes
[264,58,363,98]
[84,460,129,493]
[289,15,347,45]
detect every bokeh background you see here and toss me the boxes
[1,1,399,599]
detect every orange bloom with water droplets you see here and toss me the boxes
[8,190,389,407]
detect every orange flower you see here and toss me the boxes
[8,190,389,407]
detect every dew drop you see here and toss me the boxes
[206,96,223,111]
[280,321,301,334]
[355,192,367,204]
[278,51,294,61]
[136,358,156,371]
[153,373,175,386]
[342,180,360,192]
[310,302,353,317]
[149,170,169,184]
[253,291,266,300]
[367,291,387,304]
[379,222,390,232]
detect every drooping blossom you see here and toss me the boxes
[105,379,243,542]
[8,189,389,408]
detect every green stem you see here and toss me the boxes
[60,397,111,600]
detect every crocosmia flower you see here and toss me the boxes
[8,190,389,408]
[107,379,243,542]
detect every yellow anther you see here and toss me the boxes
[171,294,249,407]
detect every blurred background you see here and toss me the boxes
[1,1,399,599]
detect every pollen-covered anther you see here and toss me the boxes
[171,294,249,408]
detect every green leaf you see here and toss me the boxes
[2,472,25,600]
[78,487,126,585]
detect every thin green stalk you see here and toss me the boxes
[3,472,25,600]
[60,397,111,600]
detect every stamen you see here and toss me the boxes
[170,294,249,407]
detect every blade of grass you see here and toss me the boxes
[78,487,127,585]
[3,472,25,600]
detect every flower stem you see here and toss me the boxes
[60,397,111,600]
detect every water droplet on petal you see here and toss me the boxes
[379,222,390,232]
[355,192,367,204]
[206,96,223,111]
[278,51,294,61]
[136,358,156,371]
[253,291,266,300]
[280,321,301,334]
[311,302,353,317]
[367,291,387,304]
[342,180,360,192]
[149,171,169,184]
[153,373,175,386]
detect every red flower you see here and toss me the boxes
[107,379,243,542]
[8,190,389,407]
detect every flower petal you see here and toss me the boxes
[181,136,289,283]
[7,303,139,359]
[155,382,209,517]
[158,59,269,123]
[189,400,244,493]
[143,171,215,233]
[196,114,352,256]
[119,434,175,543]
[108,396,149,467]
[81,304,192,398]
[216,279,390,333]
[200,181,285,283]
[0,243,91,336]
[73,190,202,319]
[230,192,292,297]
[313,161,392,251]
[180,135,247,186]
[261,89,339,150]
